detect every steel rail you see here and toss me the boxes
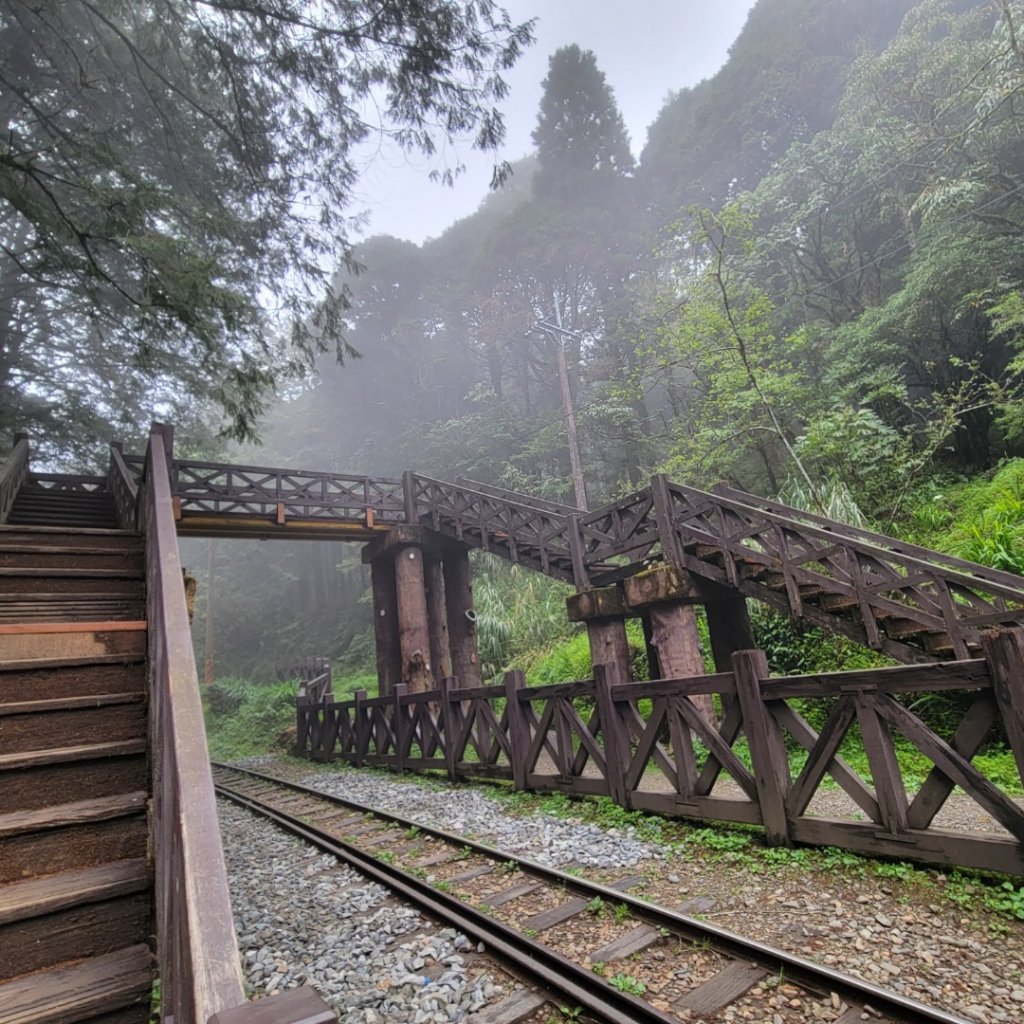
[214,775,675,1024]
[213,762,971,1024]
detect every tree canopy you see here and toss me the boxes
[0,0,533,458]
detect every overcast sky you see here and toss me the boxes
[351,1,757,245]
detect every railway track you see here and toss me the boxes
[212,763,972,1024]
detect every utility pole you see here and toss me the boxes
[536,298,588,511]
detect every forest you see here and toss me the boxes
[5,1,1024,694]
[186,0,1024,700]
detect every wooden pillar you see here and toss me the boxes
[704,587,756,672]
[425,553,450,683]
[443,546,482,688]
[647,600,715,723]
[394,544,433,693]
[585,616,632,682]
[370,553,401,696]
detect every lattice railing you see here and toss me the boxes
[0,434,29,523]
[661,480,1024,663]
[298,636,1024,876]
[407,473,576,582]
[172,458,405,524]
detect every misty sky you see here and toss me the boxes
[352,1,757,245]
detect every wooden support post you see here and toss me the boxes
[983,628,1024,791]
[443,546,482,689]
[394,544,433,693]
[647,601,714,723]
[732,649,791,846]
[567,512,588,590]
[393,683,407,773]
[504,669,530,790]
[370,553,401,696]
[641,612,661,680]
[353,689,368,767]
[704,589,756,672]
[425,553,450,682]
[593,663,629,807]
[440,675,459,782]
[585,616,632,683]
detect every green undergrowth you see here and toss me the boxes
[203,677,297,760]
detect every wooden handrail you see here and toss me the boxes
[0,433,29,523]
[108,443,139,531]
[144,426,246,1023]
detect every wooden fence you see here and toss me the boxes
[298,635,1024,876]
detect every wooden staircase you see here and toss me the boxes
[0,487,153,1024]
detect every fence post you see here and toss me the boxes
[393,683,407,773]
[353,689,368,767]
[731,649,791,846]
[313,697,335,763]
[982,627,1024,790]
[593,663,629,808]
[440,676,459,782]
[504,670,530,790]
[295,696,308,757]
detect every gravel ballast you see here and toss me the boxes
[225,757,1024,1023]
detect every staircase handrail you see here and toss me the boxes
[711,484,1024,593]
[454,476,583,515]
[143,425,246,1022]
[665,481,1024,604]
[108,443,139,531]
[0,432,29,523]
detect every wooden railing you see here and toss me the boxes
[0,432,29,523]
[144,426,247,1022]
[660,479,1024,662]
[299,633,1024,876]
[108,443,139,531]
[406,472,577,582]
[172,457,405,525]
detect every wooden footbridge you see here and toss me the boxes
[4,423,1024,1024]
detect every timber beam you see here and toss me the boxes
[567,564,730,621]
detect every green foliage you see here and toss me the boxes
[203,677,296,760]
[607,974,646,995]
[2,1,534,456]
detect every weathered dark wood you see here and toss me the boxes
[675,961,767,1014]
[593,663,629,807]
[370,553,400,696]
[504,670,530,790]
[585,615,632,685]
[647,600,714,723]
[439,676,459,782]
[442,546,482,689]
[394,544,433,693]
[732,650,790,845]
[982,628,1024,790]
[704,586,755,672]
[855,693,910,835]
[587,925,660,963]
[144,425,246,1023]
[424,554,450,682]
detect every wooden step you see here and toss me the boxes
[0,861,151,982]
[0,551,142,572]
[0,859,148,927]
[0,527,139,546]
[0,943,152,1024]
[0,623,146,664]
[0,755,147,815]
[0,600,145,624]
[0,702,145,757]
[0,578,146,597]
[0,692,144,718]
[0,568,143,579]
[0,660,143,701]
[0,790,147,839]
[0,738,147,774]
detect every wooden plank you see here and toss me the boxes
[485,881,543,908]
[521,897,588,933]
[0,858,148,925]
[0,620,145,635]
[0,738,147,772]
[855,693,910,835]
[0,943,152,1024]
[0,692,144,717]
[587,925,660,963]
[466,988,547,1024]
[675,961,767,1014]
[0,790,147,838]
[982,629,1024,790]
[446,865,494,884]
